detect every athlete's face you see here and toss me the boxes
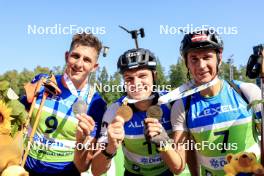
[65,45,98,87]
[123,68,154,100]
[187,49,221,85]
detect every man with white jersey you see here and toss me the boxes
[91,48,186,176]
[21,32,106,176]
[171,29,262,175]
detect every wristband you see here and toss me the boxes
[102,149,116,160]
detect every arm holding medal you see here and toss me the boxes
[91,102,131,176]
[144,105,185,175]
[91,116,124,176]
[74,112,96,172]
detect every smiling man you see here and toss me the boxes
[22,33,106,176]
[90,48,185,176]
[171,29,262,175]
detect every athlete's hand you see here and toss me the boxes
[74,114,95,172]
[76,113,95,144]
[106,116,125,154]
[144,118,170,147]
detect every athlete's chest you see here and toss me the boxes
[124,106,172,136]
[187,87,251,129]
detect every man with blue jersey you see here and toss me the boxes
[171,29,262,175]
[91,48,185,176]
[21,33,106,176]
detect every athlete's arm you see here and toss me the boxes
[170,98,200,175]
[174,130,200,176]
[91,103,123,176]
[186,135,200,176]
[239,82,262,132]
[91,116,124,176]
[74,114,96,172]
[145,118,185,174]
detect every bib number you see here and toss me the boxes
[44,116,58,133]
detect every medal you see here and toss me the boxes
[72,96,88,115]
[116,100,133,122]
[147,105,163,120]
[64,73,91,115]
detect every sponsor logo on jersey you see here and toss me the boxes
[128,118,170,128]
[194,103,246,119]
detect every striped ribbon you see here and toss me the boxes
[122,77,219,105]
[158,77,219,105]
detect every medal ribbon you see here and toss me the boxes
[157,77,219,104]
[63,73,90,102]
[122,77,219,105]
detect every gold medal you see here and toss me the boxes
[147,105,163,120]
[116,100,133,122]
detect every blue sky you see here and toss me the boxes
[0,0,263,76]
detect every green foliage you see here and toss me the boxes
[107,72,123,104]
[89,72,96,85]
[97,67,109,86]
[34,66,50,75]
[96,67,123,104]
[0,80,28,137]
[219,62,255,83]
[52,66,64,75]
[0,66,64,96]
[7,100,28,137]
[156,58,168,86]
[169,58,188,88]
[0,70,20,95]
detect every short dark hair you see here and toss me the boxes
[70,32,102,57]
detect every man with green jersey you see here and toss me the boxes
[91,48,185,176]
[21,33,106,176]
[171,29,262,175]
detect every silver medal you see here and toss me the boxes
[72,96,88,115]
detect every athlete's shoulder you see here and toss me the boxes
[229,80,260,95]
[88,92,107,119]
[171,97,187,131]
[224,79,261,104]
[91,91,106,104]
[171,98,185,111]
[114,95,126,104]
[229,80,259,90]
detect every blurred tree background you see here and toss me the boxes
[0,59,255,104]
